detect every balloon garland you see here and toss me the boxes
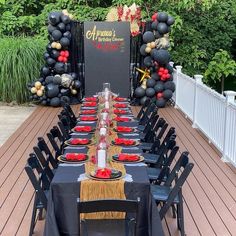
[28,10,81,107]
[134,12,175,107]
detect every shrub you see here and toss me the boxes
[0,37,46,103]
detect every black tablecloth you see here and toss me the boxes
[44,165,164,236]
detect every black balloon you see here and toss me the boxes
[151,21,158,30]
[46,83,59,98]
[146,78,156,88]
[54,62,65,74]
[151,73,160,81]
[60,88,70,96]
[66,24,71,31]
[43,52,50,60]
[156,98,166,108]
[46,44,53,53]
[50,50,60,59]
[50,97,61,107]
[140,44,147,56]
[146,88,155,97]
[48,12,61,25]
[74,80,81,89]
[143,31,155,43]
[48,24,57,33]
[167,16,175,26]
[70,72,77,79]
[164,81,175,92]
[57,22,66,32]
[46,57,56,66]
[135,87,146,98]
[157,22,169,34]
[61,96,70,104]
[163,89,173,99]
[158,12,168,22]
[52,30,62,41]
[41,100,47,105]
[154,81,164,92]
[166,64,174,73]
[154,31,162,39]
[143,56,153,67]
[152,49,170,65]
[61,15,71,24]
[60,37,70,47]
[45,76,54,84]
[38,77,44,83]
[63,31,71,39]
[140,96,149,105]
[41,66,50,77]
[53,76,62,84]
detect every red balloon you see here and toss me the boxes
[63,57,68,63]
[64,50,69,58]
[152,13,158,21]
[157,92,163,98]
[58,56,64,62]
[164,69,169,74]
[159,67,165,72]
[165,74,170,79]
[158,72,163,76]
[60,51,66,57]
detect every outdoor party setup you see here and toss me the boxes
[28,5,175,108]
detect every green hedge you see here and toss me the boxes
[0,37,46,103]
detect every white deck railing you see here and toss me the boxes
[172,65,236,167]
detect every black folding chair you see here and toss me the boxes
[47,125,65,158]
[77,198,140,236]
[136,98,151,120]
[151,153,194,236]
[25,153,49,236]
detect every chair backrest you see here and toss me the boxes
[153,118,168,140]
[25,153,49,208]
[139,102,157,125]
[47,126,65,158]
[142,111,159,135]
[137,99,150,119]
[159,156,194,219]
[58,119,71,140]
[63,103,77,123]
[61,108,77,128]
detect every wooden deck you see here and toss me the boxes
[0,104,235,236]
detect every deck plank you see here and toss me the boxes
[0,104,235,236]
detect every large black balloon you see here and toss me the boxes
[60,37,70,47]
[167,16,175,26]
[152,49,170,65]
[154,31,162,39]
[166,64,174,73]
[48,12,61,25]
[61,96,70,104]
[74,80,81,89]
[157,22,169,34]
[164,81,175,92]
[46,83,59,98]
[50,50,60,59]
[143,56,153,67]
[41,66,50,77]
[158,12,168,22]
[154,81,164,92]
[60,88,70,96]
[151,73,160,81]
[54,62,65,74]
[135,87,146,98]
[48,25,57,34]
[156,98,166,108]
[52,30,62,41]
[146,88,155,97]
[163,89,173,99]
[53,76,62,85]
[63,31,71,39]
[140,96,149,105]
[45,76,54,84]
[61,15,71,24]
[46,57,56,67]
[50,97,61,107]
[140,44,147,56]
[143,31,155,43]
[57,22,66,32]
[146,78,156,88]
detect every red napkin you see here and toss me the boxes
[80,116,97,121]
[114,109,126,114]
[114,103,127,108]
[114,97,126,102]
[85,97,97,102]
[114,117,130,122]
[83,102,97,107]
[70,138,89,145]
[95,168,112,179]
[81,110,96,115]
[116,126,132,132]
[74,126,92,132]
[118,154,139,162]
[65,153,86,161]
[114,138,135,146]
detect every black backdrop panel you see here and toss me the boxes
[84,22,130,96]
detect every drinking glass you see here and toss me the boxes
[103,82,111,92]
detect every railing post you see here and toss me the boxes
[222,91,236,162]
[192,75,203,128]
[174,65,182,109]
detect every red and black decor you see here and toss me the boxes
[28,10,82,107]
[133,12,175,108]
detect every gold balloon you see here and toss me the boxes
[34,81,42,89]
[145,47,152,53]
[71,89,77,95]
[37,90,43,97]
[31,87,37,94]
[150,42,156,48]
[51,42,57,48]
[147,43,151,48]
[141,84,147,89]
[68,14,73,19]
[41,86,45,91]
[62,9,69,16]
[55,43,62,50]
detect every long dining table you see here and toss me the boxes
[44,97,164,236]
